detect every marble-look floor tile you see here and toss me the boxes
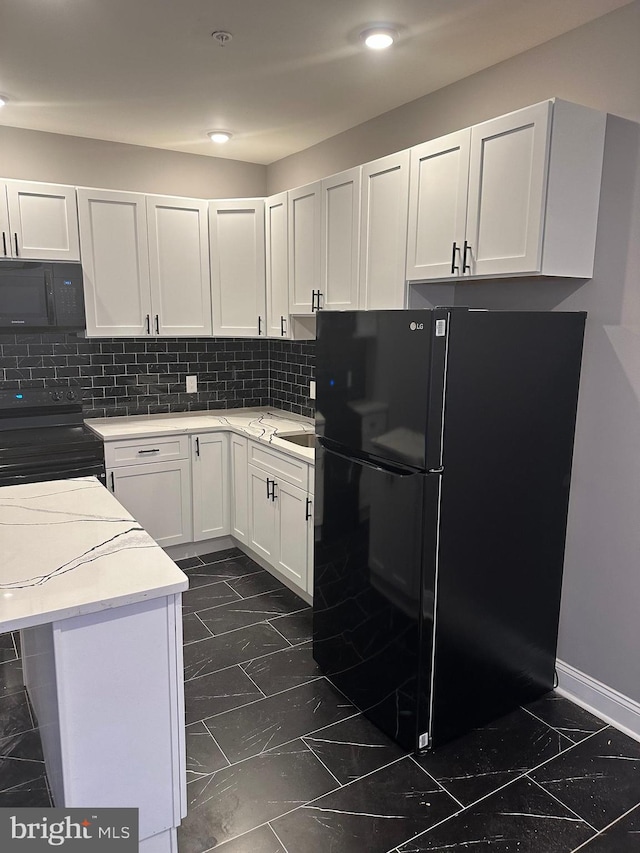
[184,665,264,724]
[0,691,34,740]
[226,571,287,600]
[183,613,213,645]
[414,707,572,806]
[531,726,640,831]
[241,641,321,696]
[177,739,337,853]
[573,803,640,851]
[183,623,290,681]
[182,579,242,614]
[211,824,286,853]
[0,632,17,664]
[206,678,357,764]
[0,774,51,807]
[0,729,47,793]
[0,659,24,699]
[175,556,202,570]
[198,547,244,565]
[186,721,229,781]
[272,755,458,853]
[198,587,307,636]
[303,713,406,785]
[268,609,313,645]
[397,775,594,852]
[524,692,607,743]
[186,556,262,590]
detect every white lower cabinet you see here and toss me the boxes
[192,433,229,541]
[110,459,192,547]
[248,463,278,564]
[230,435,249,544]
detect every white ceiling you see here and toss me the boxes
[0,0,633,165]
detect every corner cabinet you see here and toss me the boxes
[1,180,80,262]
[191,432,229,541]
[78,189,212,337]
[209,198,266,337]
[406,99,606,282]
[265,192,291,338]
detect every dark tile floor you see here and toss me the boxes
[2,547,639,852]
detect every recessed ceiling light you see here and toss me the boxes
[208,131,233,144]
[361,27,397,50]
[0,95,8,108]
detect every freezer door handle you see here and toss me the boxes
[427,466,444,475]
[318,437,422,477]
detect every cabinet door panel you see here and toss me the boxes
[110,459,192,547]
[147,197,212,337]
[210,199,266,337]
[276,480,310,591]
[192,433,229,541]
[247,463,277,562]
[0,185,10,257]
[321,167,361,311]
[230,435,248,544]
[466,101,551,276]
[78,189,152,337]
[360,151,410,309]
[406,130,470,281]
[6,182,80,261]
[265,192,290,338]
[288,183,320,315]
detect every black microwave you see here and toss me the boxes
[0,262,85,330]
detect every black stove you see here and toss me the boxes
[0,387,105,487]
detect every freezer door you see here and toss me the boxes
[315,310,435,467]
[313,446,440,751]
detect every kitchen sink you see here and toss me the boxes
[277,433,316,447]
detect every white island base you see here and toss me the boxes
[0,477,189,852]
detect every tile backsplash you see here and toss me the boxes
[0,333,315,419]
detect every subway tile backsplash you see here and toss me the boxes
[0,333,315,420]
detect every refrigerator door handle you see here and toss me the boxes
[427,466,444,475]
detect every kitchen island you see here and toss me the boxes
[0,476,188,853]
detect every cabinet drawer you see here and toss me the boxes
[105,434,189,468]
[248,441,308,490]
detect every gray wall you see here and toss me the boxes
[269,1,640,704]
[0,125,266,198]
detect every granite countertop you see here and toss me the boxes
[0,477,188,633]
[85,408,316,462]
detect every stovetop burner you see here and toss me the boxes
[0,386,105,487]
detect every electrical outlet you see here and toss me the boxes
[309,380,316,400]
[186,376,197,394]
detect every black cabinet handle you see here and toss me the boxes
[280,316,286,336]
[462,241,472,273]
[14,233,19,257]
[451,241,459,274]
[154,314,160,334]
[266,477,272,500]
[305,497,312,520]
[258,316,263,336]
[145,314,151,334]
[138,448,160,454]
[195,437,200,457]
[110,471,115,491]
[2,232,7,256]
[311,290,317,312]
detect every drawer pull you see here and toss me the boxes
[138,448,161,454]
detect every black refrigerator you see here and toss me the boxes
[312,308,586,751]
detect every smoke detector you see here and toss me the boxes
[211,31,233,47]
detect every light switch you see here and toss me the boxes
[309,380,316,400]
[186,376,197,394]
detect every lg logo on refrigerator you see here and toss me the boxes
[409,322,424,331]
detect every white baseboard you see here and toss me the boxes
[556,659,640,743]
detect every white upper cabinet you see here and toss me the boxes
[1,181,80,261]
[146,196,212,337]
[78,188,152,338]
[406,99,606,282]
[209,199,266,337]
[288,182,321,314]
[360,150,411,309]
[406,130,470,281]
[265,192,290,338]
[320,166,361,311]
